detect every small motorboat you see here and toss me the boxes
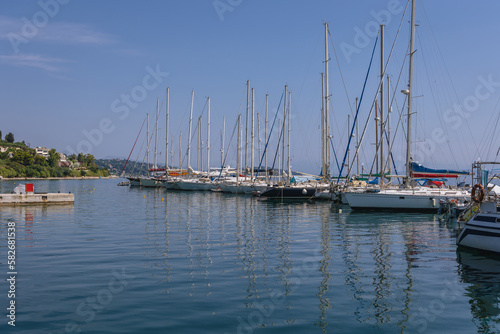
[457,184,500,254]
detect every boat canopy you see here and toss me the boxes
[410,162,468,179]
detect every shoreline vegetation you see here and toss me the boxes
[0,176,119,181]
[0,133,112,179]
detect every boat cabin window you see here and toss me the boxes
[475,215,497,223]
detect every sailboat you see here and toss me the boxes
[344,0,470,212]
[139,99,165,187]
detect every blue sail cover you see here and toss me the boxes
[410,162,468,178]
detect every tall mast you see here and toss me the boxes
[375,98,379,175]
[245,80,249,171]
[265,93,268,183]
[321,72,326,178]
[146,113,150,171]
[406,0,416,186]
[282,85,287,180]
[379,24,385,186]
[251,88,255,180]
[257,113,261,168]
[287,91,292,179]
[166,87,170,171]
[221,116,225,168]
[207,97,211,174]
[187,90,194,171]
[179,132,181,171]
[387,75,391,175]
[237,114,241,182]
[356,97,359,175]
[154,98,158,169]
[324,22,331,179]
[278,119,281,179]
[348,114,351,173]
[170,135,174,170]
[197,116,202,172]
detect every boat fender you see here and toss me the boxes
[471,184,485,203]
[431,198,436,207]
[302,189,307,195]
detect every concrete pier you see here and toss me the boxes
[0,193,74,205]
[0,183,74,206]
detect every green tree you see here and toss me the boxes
[0,130,2,140]
[5,132,14,143]
[34,154,47,165]
[47,149,60,167]
[84,154,95,167]
[12,150,33,166]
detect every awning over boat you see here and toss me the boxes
[410,162,468,179]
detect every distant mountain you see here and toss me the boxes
[94,158,165,176]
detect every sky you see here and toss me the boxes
[1,0,499,175]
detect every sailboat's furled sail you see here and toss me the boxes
[410,162,468,178]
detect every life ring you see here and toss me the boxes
[471,183,485,203]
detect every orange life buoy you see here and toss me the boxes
[471,183,485,203]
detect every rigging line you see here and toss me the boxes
[270,96,288,176]
[344,0,410,180]
[329,137,340,174]
[383,129,401,183]
[217,115,239,180]
[256,92,285,178]
[121,115,147,176]
[417,34,462,169]
[328,26,353,117]
[419,2,480,157]
[484,97,500,159]
[336,33,378,184]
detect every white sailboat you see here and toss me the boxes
[344,0,470,211]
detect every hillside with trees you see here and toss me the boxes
[0,132,110,178]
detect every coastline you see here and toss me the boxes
[0,176,120,181]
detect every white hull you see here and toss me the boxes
[162,179,181,190]
[345,188,469,211]
[139,177,163,188]
[176,179,217,191]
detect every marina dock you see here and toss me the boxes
[0,183,74,206]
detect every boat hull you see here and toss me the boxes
[344,189,469,212]
[457,213,500,253]
[139,177,163,188]
[176,180,216,191]
[259,187,316,199]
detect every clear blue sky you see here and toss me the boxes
[1,0,499,174]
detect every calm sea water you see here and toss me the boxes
[0,179,499,333]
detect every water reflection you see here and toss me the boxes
[137,190,482,332]
[457,250,500,333]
